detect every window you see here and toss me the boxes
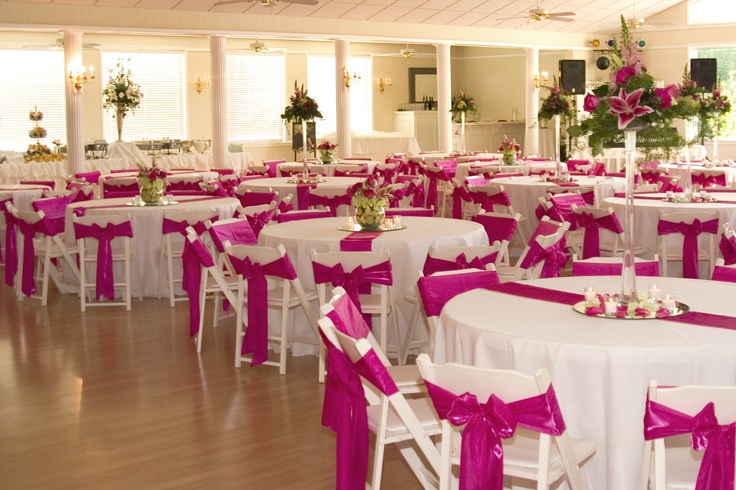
[0,50,66,152]
[227,53,285,142]
[691,0,736,24]
[101,52,186,142]
[694,48,736,139]
[307,56,373,137]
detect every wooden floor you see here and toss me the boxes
[0,282,422,489]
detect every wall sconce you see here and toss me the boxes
[68,65,94,93]
[194,75,211,95]
[533,70,549,89]
[342,67,361,89]
[376,77,392,94]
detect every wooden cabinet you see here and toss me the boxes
[455,121,526,153]
[394,111,438,152]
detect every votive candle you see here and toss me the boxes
[584,286,597,303]
[604,297,618,316]
[649,284,662,301]
[661,294,676,312]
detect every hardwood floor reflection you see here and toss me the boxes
[0,284,420,489]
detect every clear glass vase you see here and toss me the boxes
[355,201,385,231]
[620,129,638,304]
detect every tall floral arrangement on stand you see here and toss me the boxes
[567,16,699,306]
[281,81,322,166]
[679,70,732,160]
[450,91,478,154]
[102,59,143,142]
[538,79,574,173]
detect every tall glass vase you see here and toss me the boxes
[554,114,562,176]
[684,118,697,196]
[301,118,309,180]
[116,108,125,142]
[620,129,638,304]
[460,112,466,154]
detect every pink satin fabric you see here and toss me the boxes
[422,167,452,211]
[472,214,518,245]
[572,260,659,277]
[312,260,393,316]
[425,381,566,490]
[181,235,215,337]
[236,190,277,208]
[227,254,298,366]
[3,201,17,287]
[384,207,433,217]
[15,216,37,297]
[719,234,736,266]
[657,218,719,279]
[711,265,736,283]
[73,220,134,301]
[207,220,258,253]
[422,252,497,277]
[566,159,590,172]
[167,179,206,195]
[32,195,71,236]
[295,183,317,210]
[644,396,735,490]
[573,211,623,259]
[308,192,351,217]
[242,210,274,238]
[417,270,500,317]
[277,209,331,223]
[75,171,101,183]
[691,172,727,188]
[339,232,381,252]
[518,240,568,278]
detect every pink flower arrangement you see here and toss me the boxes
[498,136,521,153]
[317,140,338,151]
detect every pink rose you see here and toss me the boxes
[615,66,635,85]
[583,93,600,112]
[363,188,374,199]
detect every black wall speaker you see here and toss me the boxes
[559,60,586,94]
[691,58,717,91]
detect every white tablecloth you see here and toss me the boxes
[65,196,238,297]
[659,162,736,184]
[238,176,362,210]
[434,275,736,490]
[454,160,558,184]
[259,216,488,354]
[276,161,377,177]
[492,175,627,239]
[0,184,52,212]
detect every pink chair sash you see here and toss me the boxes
[572,260,659,277]
[417,270,500,317]
[211,168,235,176]
[182,236,215,337]
[422,168,451,211]
[21,180,55,190]
[451,186,483,220]
[423,252,497,277]
[32,196,71,236]
[207,220,258,253]
[573,211,623,259]
[243,210,274,238]
[657,218,720,279]
[263,160,283,178]
[692,172,727,188]
[712,265,736,283]
[308,192,352,217]
[372,165,397,182]
[204,180,229,197]
[472,214,518,244]
[227,254,298,367]
[277,209,331,223]
[719,233,736,266]
[644,396,735,490]
[162,217,211,237]
[73,220,134,301]
[75,171,101,183]
[425,381,566,490]
[3,202,17,286]
[236,191,277,207]
[277,198,294,215]
[312,260,393,315]
[566,159,589,172]
[640,170,660,184]
[384,207,434,217]
[15,217,37,297]
[103,181,139,198]
[296,183,317,210]
[519,240,568,278]
[167,179,206,195]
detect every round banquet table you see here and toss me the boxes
[454,159,557,184]
[276,161,377,177]
[237,176,362,210]
[659,162,736,184]
[0,184,52,211]
[259,216,489,355]
[603,191,736,274]
[492,175,627,239]
[65,196,238,297]
[434,275,736,490]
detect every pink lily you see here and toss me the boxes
[608,88,654,129]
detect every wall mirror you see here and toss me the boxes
[409,67,437,103]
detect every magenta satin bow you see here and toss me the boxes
[74,221,134,301]
[308,193,351,217]
[312,260,393,315]
[422,252,496,276]
[228,254,297,367]
[181,237,215,337]
[574,212,622,259]
[162,217,211,237]
[322,340,398,490]
[423,168,451,211]
[644,396,735,490]
[417,270,501,318]
[719,234,736,266]
[657,218,719,279]
[244,210,274,238]
[451,187,490,219]
[277,199,294,215]
[519,240,568,278]
[692,173,726,188]
[640,170,660,184]
[425,381,566,490]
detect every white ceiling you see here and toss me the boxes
[4,0,685,34]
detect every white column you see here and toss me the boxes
[210,35,229,169]
[435,43,452,153]
[334,39,351,158]
[525,47,540,157]
[63,30,85,175]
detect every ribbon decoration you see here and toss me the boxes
[227,254,298,367]
[308,193,352,217]
[472,213,519,245]
[14,217,38,297]
[719,231,736,266]
[644,396,735,490]
[295,183,317,210]
[204,180,229,197]
[692,173,727,189]
[243,210,274,238]
[422,167,452,212]
[425,381,566,490]
[161,217,212,238]
[573,211,623,259]
[73,220,134,301]
[32,195,70,236]
[207,219,258,253]
[451,186,488,220]
[0,197,14,267]
[312,260,393,317]
[417,270,501,318]
[237,191,277,208]
[422,252,497,277]
[657,218,719,279]
[518,238,568,279]
[3,208,18,288]
[181,235,215,337]
[277,199,294,215]
[167,179,206,194]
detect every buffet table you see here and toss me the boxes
[434,275,736,490]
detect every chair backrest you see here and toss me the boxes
[658,210,719,279]
[711,257,736,283]
[162,210,219,236]
[205,217,258,254]
[73,213,132,235]
[514,217,571,280]
[467,184,513,214]
[277,209,332,223]
[307,187,352,217]
[334,163,368,176]
[262,159,285,177]
[572,254,660,277]
[472,212,521,266]
[225,243,296,280]
[311,249,393,308]
[643,380,736,490]
[31,195,70,236]
[423,244,501,276]
[75,171,102,184]
[234,187,278,207]
[570,205,624,259]
[719,222,736,266]
[102,176,140,198]
[166,174,206,195]
[417,268,500,320]
[233,202,277,238]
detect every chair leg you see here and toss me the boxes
[400,301,421,365]
[389,289,401,364]
[124,241,132,311]
[234,284,245,368]
[157,236,165,301]
[279,292,289,376]
[196,274,207,353]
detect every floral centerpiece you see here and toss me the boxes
[103,59,143,141]
[136,162,167,204]
[348,176,394,231]
[317,140,338,164]
[584,293,674,319]
[450,91,478,123]
[538,78,574,121]
[281,81,322,159]
[679,70,733,148]
[498,135,521,165]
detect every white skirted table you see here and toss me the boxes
[238,176,363,211]
[259,216,488,355]
[434,275,736,490]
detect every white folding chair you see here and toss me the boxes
[641,380,736,490]
[226,243,319,374]
[416,354,596,490]
[497,216,570,282]
[571,254,660,277]
[657,210,719,279]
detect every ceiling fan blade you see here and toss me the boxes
[283,0,319,5]
[213,0,250,6]
[550,16,575,23]
[549,12,576,17]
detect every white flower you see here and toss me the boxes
[118,92,125,98]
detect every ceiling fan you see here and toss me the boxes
[213,0,318,7]
[627,0,675,29]
[497,0,576,23]
[22,38,100,50]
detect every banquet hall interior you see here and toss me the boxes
[3,0,736,488]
